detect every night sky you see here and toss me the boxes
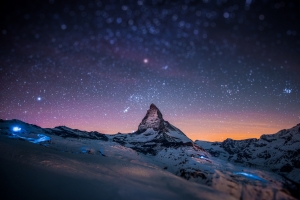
[1,0,299,142]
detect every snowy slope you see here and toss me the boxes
[195,123,300,184]
[1,119,296,199]
[1,135,231,200]
[1,109,300,199]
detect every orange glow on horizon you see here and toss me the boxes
[32,110,299,143]
[171,113,298,142]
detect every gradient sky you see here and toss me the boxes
[0,0,299,142]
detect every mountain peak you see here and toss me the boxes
[138,104,164,132]
[150,103,158,110]
[116,104,193,154]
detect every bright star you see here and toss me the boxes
[123,107,130,113]
[37,97,42,101]
[143,58,148,63]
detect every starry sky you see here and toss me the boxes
[0,0,299,142]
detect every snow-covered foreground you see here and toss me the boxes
[0,104,299,199]
[0,135,231,200]
[0,121,297,200]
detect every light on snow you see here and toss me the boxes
[199,155,210,161]
[233,172,265,181]
[10,132,51,144]
[12,126,21,132]
[31,134,51,144]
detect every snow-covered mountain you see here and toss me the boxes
[47,125,109,141]
[0,118,109,142]
[0,105,299,199]
[111,104,198,155]
[195,123,300,184]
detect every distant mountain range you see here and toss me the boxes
[1,104,299,199]
[196,123,300,184]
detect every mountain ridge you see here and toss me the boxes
[111,104,196,155]
[195,123,300,184]
[1,105,300,199]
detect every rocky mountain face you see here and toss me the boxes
[138,103,165,132]
[195,123,300,184]
[112,104,197,155]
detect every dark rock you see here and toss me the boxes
[179,169,207,180]
[280,164,293,172]
[131,146,157,155]
[254,143,267,147]
[260,134,277,142]
[138,103,165,132]
[206,149,220,157]
[257,150,271,159]
[292,160,300,168]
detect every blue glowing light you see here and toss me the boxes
[233,172,266,181]
[81,147,89,153]
[31,134,51,144]
[199,155,209,159]
[197,154,211,163]
[12,126,21,132]
[9,132,51,144]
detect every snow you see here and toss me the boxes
[0,119,299,199]
[165,125,192,143]
[233,172,266,182]
[129,128,158,142]
[0,134,233,200]
[195,124,300,186]
[9,128,51,144]
[31,134,51,143]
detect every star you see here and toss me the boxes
[123,107,130,113]
[283,88,292,94]
[0,0,299,142]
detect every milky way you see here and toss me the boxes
[0,0,299,141]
